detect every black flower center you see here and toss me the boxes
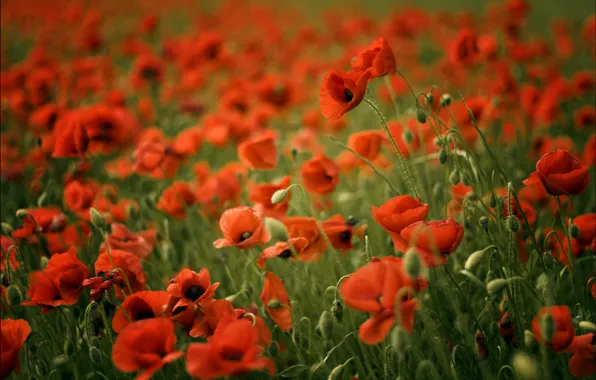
[239,232,252,242]
[279,249,293,259]
[339,230,351,243]
[135,309,155,320]
[222,348,244,361]
[141,67,159,80]
[344,88,354,102]
[184,285,205,301]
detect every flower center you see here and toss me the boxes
[135,309,156,320]
[279,249,293,259]
[222,347,244,361]
[339,230,351,243]
[184,285,205,301]
[344,88,354,102]
[239,232,252,242]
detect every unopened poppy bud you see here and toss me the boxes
[499,298,510,313]
[345,215,358,226]
[328,363,345,380]
[264,217,288,241]
[539,312,556,343]
[440,93,452,106]
[416,108,427,124]
[1,222,13,235]
[438,148,448,164]
[37,192,47,207]
[403,129,414,144]
[505,216,519,233]
[331,299,343,322]
[390,325,410,355]
[271,189,289,205]
[464,250,485,271]
[89,346,102,366]
[569,224,580,239]
[579,321,596,333]
[534,228,544,244]
[427,93,434,105]
[317,310,334,339]
[267,299,282,309]
[7,285,22,305]
[512,352,539,380]
[524,330,536,346]
[16,209,28,219]
[40,256,49,269]
[478,216,489,232]
[449,169,461,185]
[404,249,422,279]
[89,208,105,228]
[487,278,508,295]
[542,251,555,269]
[489,193,497,208]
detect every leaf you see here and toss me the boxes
[278,364,309,378]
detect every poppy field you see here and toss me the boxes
[1,0,596,379]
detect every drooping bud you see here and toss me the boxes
[512,352,539,380]
[487,278,508,295]
[390,325,410,355]
[449,169,461,185]
[264,217,288,241]
[7,285,22,306]
[328,363,345,380]
[331,299,343,322]
[579,321,596,333]
[438,148,448,164]
[416,108,427,124]
[569,223,580,239]
[505,216,519,233]
[271,189,289,205]
[316,311,334,339]
[464,250,485,271]
[404,249,422,279]
[40,256,49,269]
[16,209,28,219]
[89,208,105,229]
[542,251,555,270]
[1,222,14,235]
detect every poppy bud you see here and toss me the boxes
[40,256,49,269]
[404,249,422,279]
[271,189,289,205]
[438,148,448,164]
[37,192,48,207]
[264,217,288,241]
[569,223,580,239]
[542,251,555,269]
[432,182,444,200]
[524,330,536,346]
[1,222,13,234]
[390,325,410,355]
[7,285,22,305]
[579,321,596,333]
[331,299,343,322]
[489,193,497,208]
[403,129,414,144]
[440,93,452,107]
[539,312,556,343]
[449,169,461,185]
[267,299,282,309]
[345,215,358,226]
[534,228,544,243]
[89,208,105,229]
[505,216,519,233]
[16,209,28,219]
[427,93,434,105]
[89,346,102,366]
[512,352,539,380]
[328,363,345,380]
[317,310,334,339]
[416,108,427,124]
[487,278,508,295]
[464,250,485,271]
[478,216,489,232]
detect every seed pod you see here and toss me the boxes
[416,108,427,124]
[40,256,49,269]
[331,299,343,322]
[505,216,519,233]
[499,298,510,313]
[317,311,334,339]
[89,346,102,366]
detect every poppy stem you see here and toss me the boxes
[363,97,420,199]
[383,75,400,120]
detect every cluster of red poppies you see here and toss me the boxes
[1,0,595,379]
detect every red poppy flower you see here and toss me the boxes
[21,271,64,314]
[300,153,339,195]
[372,195,430,253]
[231,308,272,349]
[584,135,596,167]
[94,249,146,298]
[172,127,203,157]
[213,206,271,249]
[43,246,90,303]
[130,55,164,90]
[257,237,309,269]
[157,182,196,219]
[133,140,182,179]
[185,319,276,379]
[319,69,372,120]
[237,130,278,170]
[112,318,183,380]
[283,216,328,261]
[63,180,97,219]
[531,306,574,352]
[11,207,66,240]
[0,318,31,379]
[573,213,596,253]
[565,333,595,378]
[112,290,169,333]
[249,176,291,219]
[261,271,292,332]
[351,37,396,79]
[102,223,155,260]
[400,218,464,267]
[523,149,591,196]
[322,214,365,253]
[449,29,479,65]
[166,268,219,312]
[574,105,595,129]
[347,130,384,162]
[190,299,235,338]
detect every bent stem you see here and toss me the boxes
[363,97,420,199]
